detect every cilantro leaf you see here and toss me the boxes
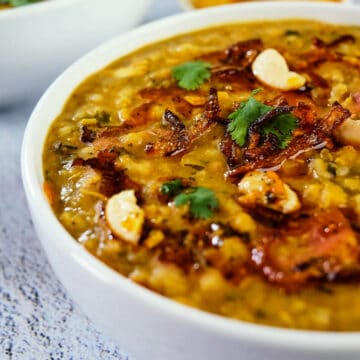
[174,187,219,219]
[1,0,43,6]
[94,111,111,126]
[161,179,183,196]
[228,95,271,146]
[263,113,298,149]
[172,61,211,90]
[227,89,298,149]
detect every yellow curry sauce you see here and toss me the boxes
[43,20,360,331]
[190,0,343,9]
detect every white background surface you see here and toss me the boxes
[0,1,181,358]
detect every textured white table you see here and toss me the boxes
[0,1,181,359]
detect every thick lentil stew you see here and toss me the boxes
[43,20,360,331]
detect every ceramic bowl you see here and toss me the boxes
[22,3,360,360]
[0,0,150,106]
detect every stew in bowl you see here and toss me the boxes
[42,18,360,331]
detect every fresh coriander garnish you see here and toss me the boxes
[285,30,300,37]
[0,0,43,7]
[172,61,211,90]
[227,89,269,147]
[227,89,298,149]
[262,113,298,149]
[174,187,219,219]
[94,111,111,126]
[161,179,183,197]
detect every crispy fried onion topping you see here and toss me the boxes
[72,149,140,197]
[145,87,220,156]
[222,38,263,67]
[209,39,264,86]
[291,34,358,72]
[224,101,350,177]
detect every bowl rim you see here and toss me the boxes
[21,1,360,351]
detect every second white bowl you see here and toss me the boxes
[0,0,150,106]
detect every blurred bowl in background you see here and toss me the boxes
[0,0,151,107]
[178,0,354,10]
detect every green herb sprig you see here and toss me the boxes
[227,89,298,149]
[172,61,211,90]
[0,0,43,7]
[174,187,219,219]
[160,179,183,197]
[161,180,219,219]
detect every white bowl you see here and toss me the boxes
[22,3,360,360]
[0,0,150,106]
